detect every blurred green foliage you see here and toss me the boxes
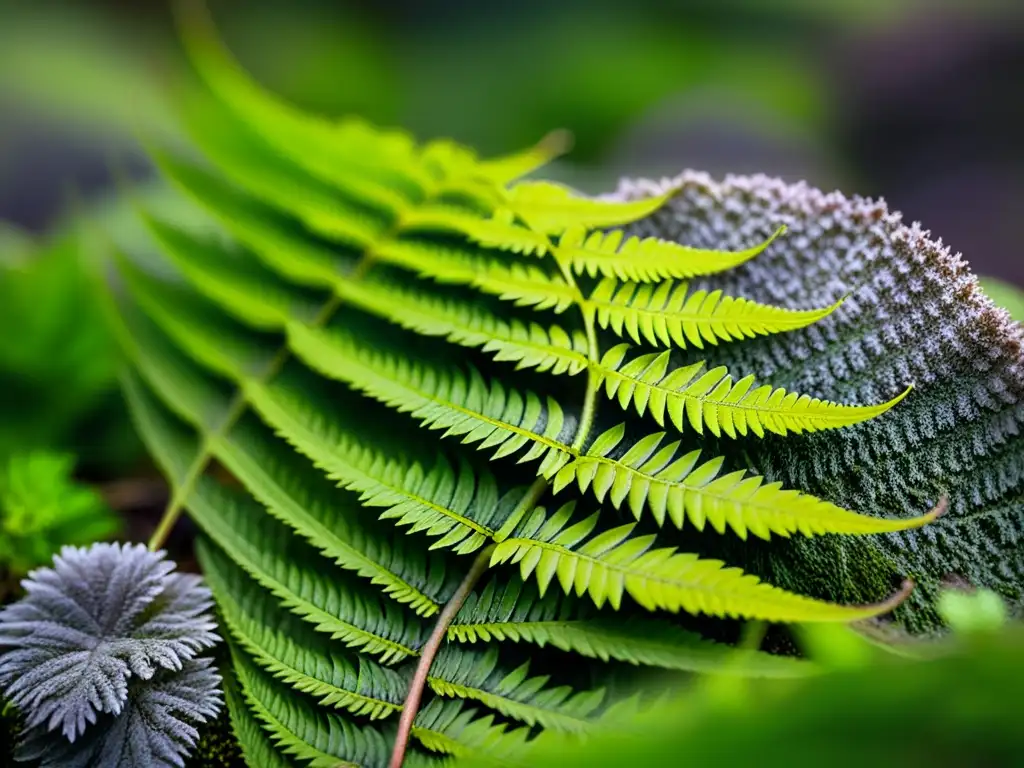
[469,618,1023,767]
[0,222,129,466]
[979,276,1024,324]
[0,451,119,580]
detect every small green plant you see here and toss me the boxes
[0,451,119,582]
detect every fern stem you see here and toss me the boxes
[389,544,495,768]
[147,270,357,551]
[557,259,601,452]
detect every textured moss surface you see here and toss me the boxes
[618,172,1024,631]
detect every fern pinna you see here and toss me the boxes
[100,8,979,768]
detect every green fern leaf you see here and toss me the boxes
[596,343,913,438]
[558,224,786,282]
[287,323,574,478]
[504,181,675,235]
[428,646,602,733]
[555,424,941,537]
[94,12,1012,767]
[450,578,809,677]
[589,277,844,349]
[493,504,910,621]
[203,540,405,720]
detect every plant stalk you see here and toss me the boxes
[388,544,495,768]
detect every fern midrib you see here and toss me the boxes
[425,677,592,732]
[149,289,348,551]
[586,290,829,328]
[149,194,458,549]
[214,571,401,719]
[247,386,497,542]
[604,365,903,422]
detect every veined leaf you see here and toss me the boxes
[429,646,602,733]
[287,323,574,478]
[474,129,574,185]
[596,344,913,438]
[246,375,505,555]
[505,181,675,235]
[556,424,943,538]
[558,225,786,282]
[495,504,913,622]
[202,540,405,720]
[589,278,845,350]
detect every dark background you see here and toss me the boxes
[1,0,1021,284]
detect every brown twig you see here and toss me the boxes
[388,545,495,768]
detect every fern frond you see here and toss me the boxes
[558,224,786,282]
[412,699,532,762]
[451,578,809,676]
[230,648,411,768]
[247,375,505,554]
[399,204,552,255]
[287,323,574,478]
[589,278,845,349]
[189,479,425,664]
[473,129,573,185]
[494,504,910,622]
[504,181,675,235]
[596,344,913,438]
[555,425,942,537]
[202,540,405,720]
[428,646,602,733]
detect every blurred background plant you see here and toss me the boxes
[457,589,1020,768]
